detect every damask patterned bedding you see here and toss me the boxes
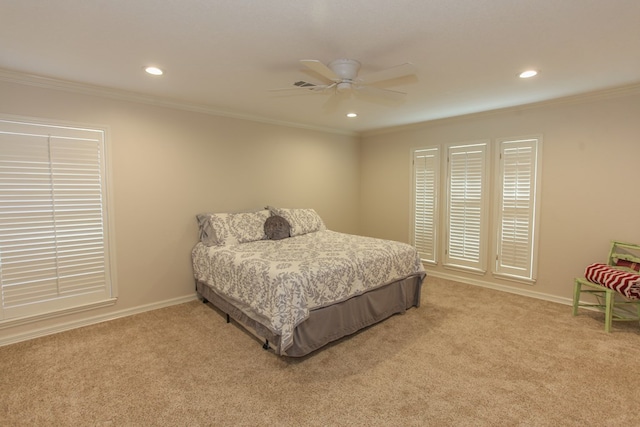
[192,207,426,356]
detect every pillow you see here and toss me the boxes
[197,210,270,246]
[264,215,291,240]
[267,207,326,237]
[615,258,640,272]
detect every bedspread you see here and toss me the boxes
[192,230,425,353]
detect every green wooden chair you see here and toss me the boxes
[572,241,640,332]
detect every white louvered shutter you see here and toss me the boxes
[445,143,488,271]
[0,119,113,321]
[412,148,439,263]
[495,138,540,280]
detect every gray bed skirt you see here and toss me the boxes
[196,274,424,357]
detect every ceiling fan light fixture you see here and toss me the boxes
[336,81,352,92]
[519,70,538,78]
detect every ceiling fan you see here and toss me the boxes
[272,59,416,100]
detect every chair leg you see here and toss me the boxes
[604,289,614,333]
[572,280,582,316]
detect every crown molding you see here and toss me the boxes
[0,68,358,137]
[361,81,640,137]
[3,67,639,139]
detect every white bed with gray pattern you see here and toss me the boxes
[192,207,426,356]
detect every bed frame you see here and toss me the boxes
[196,274,423,357]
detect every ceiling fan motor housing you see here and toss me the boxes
[329,59,361,91]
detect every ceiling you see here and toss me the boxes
[2,1,640,134]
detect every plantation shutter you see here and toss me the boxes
[445,143,487,270]
[495,138,540,280]
[0,119,113,321]
[412,148,439,263]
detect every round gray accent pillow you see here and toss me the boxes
[264,215,291,240]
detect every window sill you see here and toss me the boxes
[492,272,536,286]
[443,263,487,276]
[0,298,118,330]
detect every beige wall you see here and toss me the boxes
[3,76,640,343]
[360,88,640,302]
[0,80,360,342]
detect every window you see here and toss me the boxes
[0,118,116,323]
[411,136,542,283]
[412,148,439,264]
[444,142,489,271]
[493,137,542,282]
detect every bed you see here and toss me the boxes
[192,207,426,357]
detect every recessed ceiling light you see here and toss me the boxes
[144,66,164,76]
[519,70,538,79]
[346,113,358,118]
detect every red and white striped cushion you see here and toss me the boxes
[584,263,640,300]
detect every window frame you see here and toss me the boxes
[410,147,439,265]
[443,141,490,273]
[411,136,542,284]
[0,115,117,327]
[492,136,543,283]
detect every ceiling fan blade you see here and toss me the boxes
[358,62,416,84]
[322,90,350,112]
[268,81,334,93]
[300,59,339,82]
[353,85,406,101]
[268,86,326,92]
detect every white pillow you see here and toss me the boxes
[267,207,326,237]
[197,210,270,246]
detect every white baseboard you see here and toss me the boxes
[426,270,574,306]
[0,293,198,347]
[0,273,578,347]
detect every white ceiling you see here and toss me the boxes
[2,0,640,134]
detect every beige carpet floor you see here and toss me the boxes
[1,276,640,426]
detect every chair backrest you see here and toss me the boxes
[607,241,640,272]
